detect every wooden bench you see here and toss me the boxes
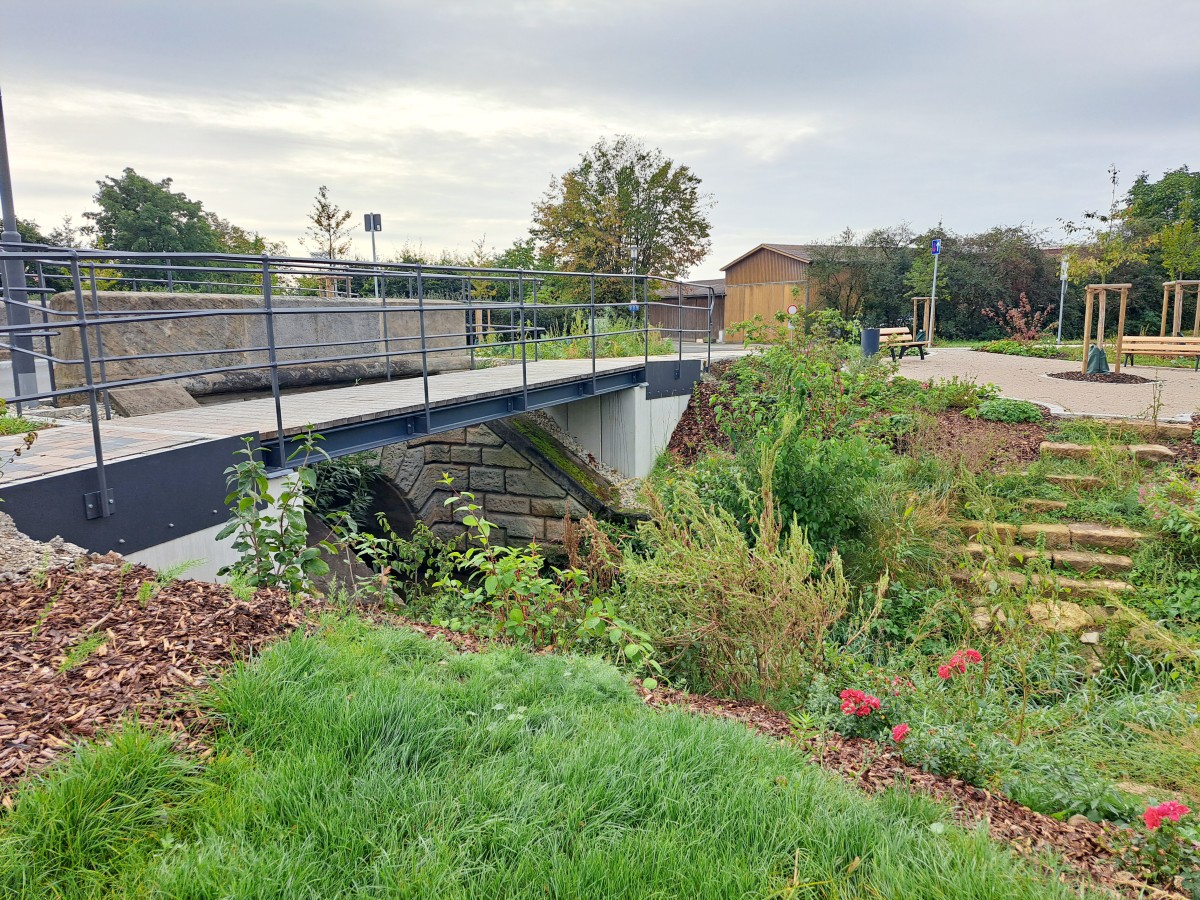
[1119,335,1200,371]
[880,326,929,360]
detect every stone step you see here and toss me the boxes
[961,520,1148,551]
[1087,418,1194,440]
[1045,473,1104,491]
[1039,441,1176,463]
[964,543,1133,575]
[1023,498,1069,513]
[951,568,1134,598]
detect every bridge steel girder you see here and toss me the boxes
[262,365,647,468]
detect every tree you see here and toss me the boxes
[206,212,286,257]
[809,225,915,322]
[82,168,219,253]
[1157,205,1200,280]
[1126,166,1200,232]
[531,135,712,280]
[301,185,353,260]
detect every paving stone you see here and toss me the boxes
[965,542,1048,567]
[1018,523,1071,549]
[1090,418,1193,439]
[1068,522,1147,551]
[1052,549,1133,575]
[506,467,565,498]
[1028,601,1093,632]
[482,445,532,469]
[469,466,506,492]
[1045,473,1104,491]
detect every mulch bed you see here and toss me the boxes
[0,560,312,787]
[636,684,1184,900]
[1049,371,1154,385]
[904,408,1049,473]
[666,361,734,464]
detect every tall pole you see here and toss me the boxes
[1055,255,1069,345]
[370,228,380,301]
[928,239,940,345]
[0,87,39,400]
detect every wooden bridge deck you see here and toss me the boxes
[3,353,737,486]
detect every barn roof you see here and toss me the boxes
[720,243,818,271]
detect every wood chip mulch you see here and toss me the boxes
[635,684,1185,900]
[908,408,1049,472]
[0,560,312,789]
[666,361,735,464]
[1049,371,1154,385]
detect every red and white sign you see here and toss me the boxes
[787,304,799,315]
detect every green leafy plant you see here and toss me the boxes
[1114,802,1200,893]
[58,633,107,674]
[217,434,330,595]
[969,398,1044,424]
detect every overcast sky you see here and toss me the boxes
[3,0,1198,279]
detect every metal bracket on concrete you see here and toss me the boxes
[645,359,702,400]
[83,488,115,520]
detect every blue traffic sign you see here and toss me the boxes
[931,239,941,256]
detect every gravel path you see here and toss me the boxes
[899,348,1200,420]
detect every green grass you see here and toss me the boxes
[0,618,1100,899]
[56,634,107,674]
[0,413,41,436]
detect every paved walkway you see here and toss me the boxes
[898,348,1200,421]
[2,351,743,486]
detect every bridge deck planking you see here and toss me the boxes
[3,354,730,485]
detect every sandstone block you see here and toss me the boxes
[1045,473,1104,491]
[482,445,532,469]
[108,383,199,416]
[506,467,565,498]
[1128,443,1176,463]
[485,493,530,514]
[1068,523,1146,551]
[1019,523,1071,549]
[1052,549,1133,576]
[1023,498,1069,513]
[424,444,451,463]
[409,429,467,446]
[450,445,482,464]
[380,446,425,493]
[543,517,566,543]
[489,513,543,541]
[530,497,569,518]
[466,425,505,446]
[469,467,506,493]
[1028,601,1092,632]
[1040,441,1091,460]
[410,465,468,510]
[962,521,1017,543]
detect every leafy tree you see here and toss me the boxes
[809,225,915,323]
[1156,208,1200,280]
[1127,166,1200,231]
[14,218,47,245]
[82,168,219,254]
[531,135,712,280]
[206,212,286,256]
[301,185,353,260]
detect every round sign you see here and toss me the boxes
[787,304,799,315]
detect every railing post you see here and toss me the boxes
[69,251,112,519]
[382,270,391,382]
[35,260,57,396]
[590,275,597,393]
[261,255,286,465]
[532,277,539,362]
[677,280,684,370]
[707,287,714,367]
[417,265,431,433]
[88,263,112,419]
[642,274,649,369]
[518,269,528,411]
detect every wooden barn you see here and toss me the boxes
[721,243,814,337]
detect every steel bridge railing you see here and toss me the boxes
[0,247,717,516]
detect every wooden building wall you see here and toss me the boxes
[723,249,811,338]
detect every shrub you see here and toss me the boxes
[972,398,1044,424]
[977,339,1063,359]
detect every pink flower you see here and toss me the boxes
[937,665,952,680]
[1144,801,1190,830]
[964,649,982,664]
[892,723,910,743]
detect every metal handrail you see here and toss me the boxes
[1,247,717,510]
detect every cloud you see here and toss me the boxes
[3,0,1199,277]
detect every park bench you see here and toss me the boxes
[1119,335,1200,371]
[880,326,929,361]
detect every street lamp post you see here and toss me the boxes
[1056,255,1069,345]
[0,87,39,401]
[364,213,382,300]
